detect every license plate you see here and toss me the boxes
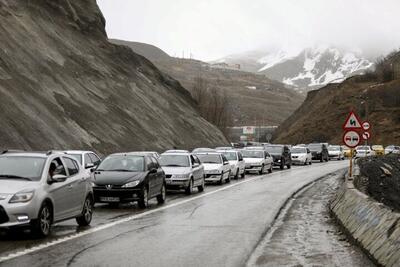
[100,197,120,202]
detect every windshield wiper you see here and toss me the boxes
[108,169,135,172]
[0,175,32,181]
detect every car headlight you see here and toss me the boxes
[9,190,35,203]
[173,174,189,179]
[0,194,9,201]
[122,180,141,188]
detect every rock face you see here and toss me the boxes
[0,0,227,154]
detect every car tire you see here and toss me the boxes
[234,169,239,179]
[226,171,231,183]
[287,163,291,169]
[268,165,273,173]
[259,164,264,175]
[280,160,285,170]
[76,196,93,226]
[138,186,149,209]
[157,183,166,204]
[219,173,224,185]
[31,203,52,237]
[309,160,312,165]
[198,178,205,192]
[185,179,194,195]
[241,171,246,179]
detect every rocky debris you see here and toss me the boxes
[358,154,400,212]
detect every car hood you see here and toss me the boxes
[228,160,238,166]
[93,171,145,186]
[161,167,191,175]
[292,153,306,157]
[268,153,282,157]
[0,180,40,194]
[202,163,222,170]
[243,158,264,164]
[328,151,340,155]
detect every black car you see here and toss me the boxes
[308,143,329,162]
[265,145,292,170]
[92,153,166,208]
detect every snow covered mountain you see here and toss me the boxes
[216,46,374,90]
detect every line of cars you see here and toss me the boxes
[1,142,396,237]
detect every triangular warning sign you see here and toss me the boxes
[343,111,362,130]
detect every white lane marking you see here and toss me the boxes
[0,163,344,263]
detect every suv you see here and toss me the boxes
[328,145,345,160]
[195,152,231,184]
[241,149,273,175]
[218,150,246,179]
[159,152,205,194]
[265,145,292,169]
[308,143,329,162]
[0,151,94,237]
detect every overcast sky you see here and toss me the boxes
[97,0,400,61]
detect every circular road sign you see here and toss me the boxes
[362,121,371,131]
[343,131,361,148]
[362,131,371,140]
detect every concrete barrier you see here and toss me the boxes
[331,174,400,266]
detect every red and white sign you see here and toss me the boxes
[362,121,371,131]
[243,126,255,134]
[343,111,363,130]
[362,131,371,140]
[343,131,361,148]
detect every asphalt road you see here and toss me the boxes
[0,161,347,267]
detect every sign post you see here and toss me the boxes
[342,111,363,178]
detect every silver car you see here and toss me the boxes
[159,152,205,194]
[0,151,94,237]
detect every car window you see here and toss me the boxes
[152,157,160,168]
[63,157,79,176]
[221,155,228,163]
[51,157,67,177]
[190,155,196,166]
[89,153,101,165]
[84,153,92,165]
[265,152,271,158]
[238,152,243,161]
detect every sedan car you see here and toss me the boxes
[218,150,245,179]
[342,146,352,158]
[159,152,205,194]
[385,145,400,155]
[291,146,312,165]
[64,150,101,178]
[355,146,375,158]
[308,143,329,162]
[265,145,292,169]
[328,145,345,160]
[0,151,94,237]
[241,149,273,175]
[92,153,166,209]
[372,145,385,156]
[195,153,231,184]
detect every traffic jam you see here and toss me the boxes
[0,114,398,240]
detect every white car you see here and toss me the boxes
[385,145,400,155]
[241,149,273,175]
[355,146,375,158]
[64,150,101,177]
[328,145,345,160]
[159,152,205,194]
[291,146,312,165]
[136,151,160,159]
[218,150,245,179]
[195,152,231,184]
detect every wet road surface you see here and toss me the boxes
[0,161,348,266]
[247,171,375,267]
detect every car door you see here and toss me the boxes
[146,157,159,198]
[189,155,200,185]
[306,148,312,161]
[46,157,75,221]
[193,155,204,181]
[237,152,245,173]
[89,153,101,168]
[221,155,230,177]
[63,157,87,215]
[153,157,165,194]
[265,152,272,168]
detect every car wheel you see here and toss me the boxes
[320,158,323,162]
[185,178,194,195]
[31,203,52,237]
[309,160,312,165]
[268,165,273,173]
[157,183,166,204]
[258,164,264,175]
[304,160,308,165]
[234,169,239,179]
[226,171,231,183]
[241,170,246,179]
[198,178,205,192]
[138,186,149,209]
[287,163,291,169]
[76,196,93,226]
[280,160,285,170]
[218,173,224,185]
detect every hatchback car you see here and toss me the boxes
[64,150,101,177]
[355,146,375,158]
[92,153,166,209]
[308,143,329,162]
[218,150,246,179]
[0,151,94,237]
[265,145,292,169]
[385,145,400,155]
[159,152,205,194]
[241,149,273,174]
[195,153,231,184]
[328,145,345,160]
[291,146,312,165]
[371,145,384,156]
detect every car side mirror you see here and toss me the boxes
[223,161,229,165]
[49,174,67,184]
[192,163,200,168]
[85,163,95,169]
[149,168,157,174]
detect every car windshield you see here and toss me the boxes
[329,146,340,151]
[308,144,322,151]
[357,146,369,151]
[67,154,82,164]
[0,156,46,181]
[196,154,222,164]
[221,152,237,161]
[159,155,190,167]
[265,146,283,153]
[241,150,264,158]
[292,148,306,153]
[97,155,144,172]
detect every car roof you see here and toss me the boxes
[194,152,221,155]
[1,150,72,158]
[108,152,146,157]
[161,152,190,156]
[164,150,190,153]
[64,150,96,154]
[217,150,238,153]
